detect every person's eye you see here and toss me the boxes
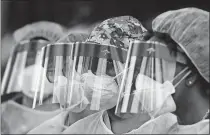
[46,70,55,83]
[62,67,66,77]
[106,60,116,77]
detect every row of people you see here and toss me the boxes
[1,7,209,134]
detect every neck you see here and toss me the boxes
[108,109,150,123]
[107,108,150,134]
[65,108,97,126]
[22,95,33,108]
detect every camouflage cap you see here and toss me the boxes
[87,16,147,50]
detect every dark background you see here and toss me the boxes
[1,0,210,77]
[2,0,210,35]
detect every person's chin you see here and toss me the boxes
[172,110,191,125]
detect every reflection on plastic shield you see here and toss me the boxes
[1,40,48,97]
[115,41,179,116]
[33,42,127,112]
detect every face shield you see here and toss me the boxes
[115,40,190,118]
[1,40,49,99]
[33,42,127,112]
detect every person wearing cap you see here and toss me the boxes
[156,7,209,134]
[27,33,96,134]
[26,28,98,134]
[62,8,209,134]
[145,7,209,134]
[95,7,208,135]
[59,16,151,134]
[61,16,178,134]
[27,16,147,134]
[1,21,65,134]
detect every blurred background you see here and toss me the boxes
[1,0,210,78]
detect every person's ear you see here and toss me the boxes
[185,73,198,87]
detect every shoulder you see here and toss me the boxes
[62,110,105,134]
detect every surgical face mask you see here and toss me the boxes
[49,70,120,112]
[18,65,53,99]
[53,74,89,113]
[134,74,176,118]
[81,70,119,110]
[134,66,192,118]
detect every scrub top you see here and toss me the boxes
[62,110,177,134]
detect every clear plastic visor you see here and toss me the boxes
[33,42,127,112]
[1,40,48,98]
[115,40,188,116]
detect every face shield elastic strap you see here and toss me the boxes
[103,65,131,89]
[171,67,192,88]
[61,94,88,112]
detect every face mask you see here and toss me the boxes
[81,70,119,110]
[53,74,89,113]
[135,67,192,118]
[135,74,176,118]
[18,65,53,99]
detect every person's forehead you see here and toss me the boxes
[148,35,171,47]
[147,35,187,74]
[149,35,184,52]
[148,36,164,42]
